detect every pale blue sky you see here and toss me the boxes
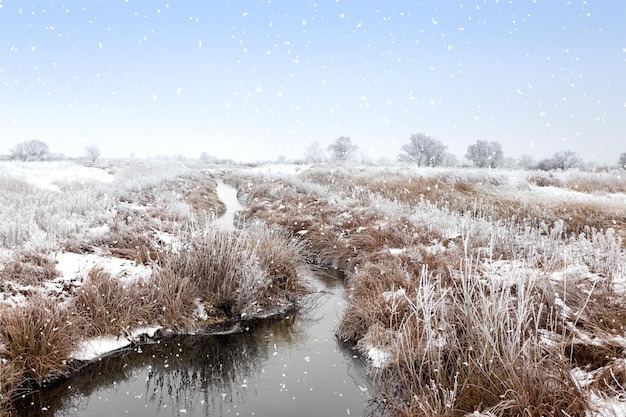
[1,1,624,163]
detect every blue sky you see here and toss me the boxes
[1,0,624,163]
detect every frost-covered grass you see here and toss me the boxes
[230,164,626,417]
[1,160,624,416]
[0,160,309,415]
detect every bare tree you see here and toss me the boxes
[618,152,626,169]
[85,145,102,165]
[465,140,504,168]
[328,136,357,162]
[399,133,447,167]
[441,152,459,167]
[537,150,582,171]
[304,141,324,163]
[10,140,50,161]
[518,154,535,170]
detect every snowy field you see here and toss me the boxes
[0,160,625,416]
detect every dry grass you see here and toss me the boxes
[0,251,58,286]
[156,219,308,319]
[72,267,151,337]
[144,269,200,329]
[228,164,626,417]
[340,258,589,416]
[182,175,226,215]
[0,361,22,417]
[0,296,84,385]
[1,161,624,416]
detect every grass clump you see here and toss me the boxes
[0,251,58,286]
[72,267,151,337]
[156,219,308,320]
[0,296,84,386]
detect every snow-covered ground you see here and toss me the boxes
[0,160,114,192]
[1,160,624,415]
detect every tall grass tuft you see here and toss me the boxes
[72,267,151,337]
[0,296,84,385]
[145,269,200,329]
[357,263,588,416]
[156,218,307,320]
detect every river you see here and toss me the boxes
[13,180,372,416]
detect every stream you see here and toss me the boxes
[14,181,372,416]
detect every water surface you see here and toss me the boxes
[17,269,371,416]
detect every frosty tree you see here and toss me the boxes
[85,145,102,165]
[328,137,357,162]
[618,152,626,169]
[465,140,504,168]
[399,133,447,167]
[10,140,50,161]
[518,154,536,170]
[537,150,582,171]
[304,141,324,163]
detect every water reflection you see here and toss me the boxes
[16,268,371,417]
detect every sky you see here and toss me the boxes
[0,1,624,163]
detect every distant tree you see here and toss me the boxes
[398,133,447,167]
[10,140,49,161]
[465,140,504,168]
[536,150,582,171]
[441,152,459,167]
[618,152,626,169]
[304,141,324,163]
[200,152,210,162]
[518,154,535,170]
[328,136,357,162]
[84,145,101,165]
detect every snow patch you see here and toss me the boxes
[193,298,208,321]
[71,327,161,361]
[366,346,391,368]
[55,251,152,283]
[382,287,406,302]
[387,248,406,255]
[1,161,114,192]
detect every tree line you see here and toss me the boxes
[4,140,101,165]
[311,135,626,171]
[5,138,626,170]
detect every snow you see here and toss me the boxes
[250,163,310,175]
[587,392,626,417]
[55,251,152,284]
[0,161,114,192]
[366,346,391,368]
[382,287,406,302]
[71,327,161,361]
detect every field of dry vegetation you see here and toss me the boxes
[0,160,308,415]
[1,160,625,416]
[227,164,626,416]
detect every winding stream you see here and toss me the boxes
[14,181,372,416]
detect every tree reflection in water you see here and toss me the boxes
[15,314,304,416]
[15,267,370,417]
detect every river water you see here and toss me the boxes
[14,180,372,416]
[17,269,371,417]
